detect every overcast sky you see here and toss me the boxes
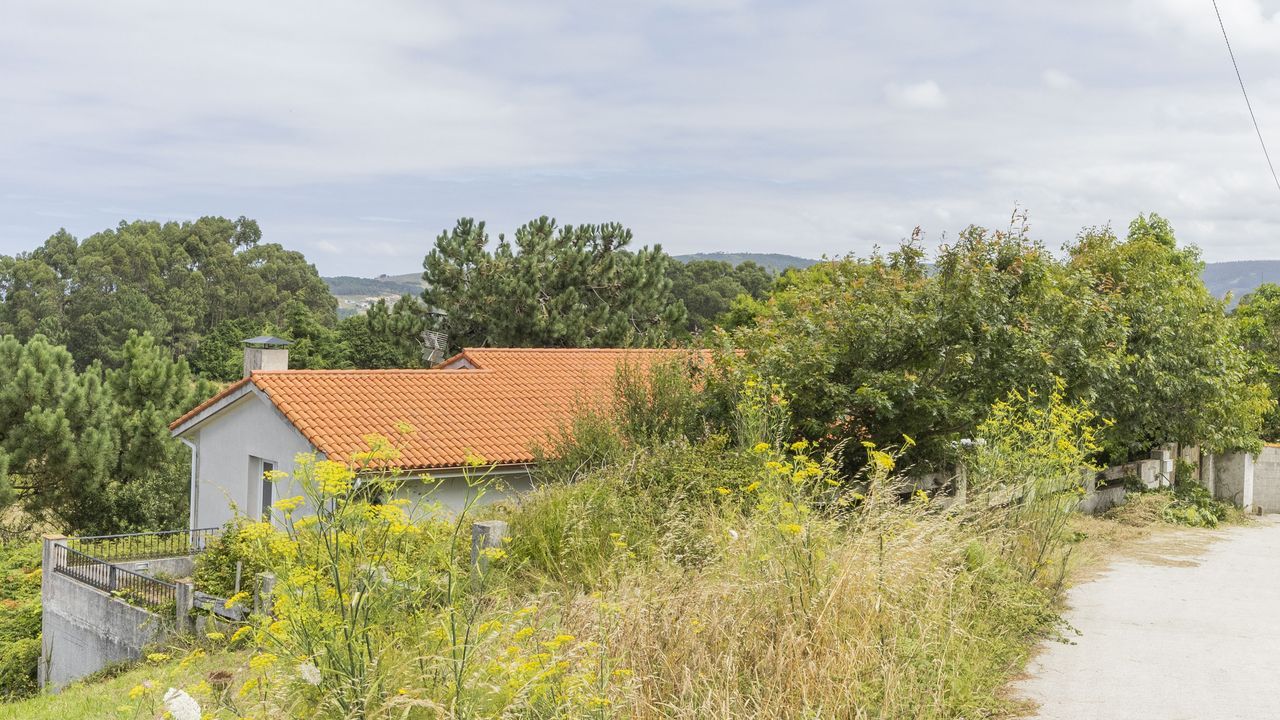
[2,0,1279,276]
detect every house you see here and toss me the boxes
[169,341,692,529]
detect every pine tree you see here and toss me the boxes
[422,216,687,350]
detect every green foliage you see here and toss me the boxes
[733,214,1270,470]
[0,217,337,370]
[735,221,1120,469]
[534,359,710,485]
[0,332,211,533]
[968,384,1101,586]
[665,259,773,335]
[1232,282,1280,440]
[1161,483,1232,528]
[0,541,41,701]
[423,216,687,350]
[1068,215,1271,458]
[193,521,272,599]
[351,295,427,368]
[512,437,750,587]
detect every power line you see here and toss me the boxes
[1212,0,1280,195]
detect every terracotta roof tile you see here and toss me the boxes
[171,348,697,470]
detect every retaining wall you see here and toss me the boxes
[39,541,169,690]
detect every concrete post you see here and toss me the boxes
[254,572,277,615]
[471,520,509,572]
[1152,447,1174,488]
[1243,453,1255,513]
[953,464,968,506]
[175,581,194,634]
[1201,450,1216,496]
[38,534,68,690]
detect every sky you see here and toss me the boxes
[2,0,1279,277]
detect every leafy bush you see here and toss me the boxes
[0,540,41,700]
[193,520,273,599]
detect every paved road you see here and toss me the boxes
[1015,516,1280,720]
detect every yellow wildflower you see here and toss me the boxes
[272,495,304,512]
[249,653,279,671]
[146,653,170,663]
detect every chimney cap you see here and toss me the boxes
[243,335,293,348]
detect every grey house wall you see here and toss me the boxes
[186,392,317,530]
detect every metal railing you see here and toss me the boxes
[67,527,222,562]
[52,544,177,610]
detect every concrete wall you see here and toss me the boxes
[40,548,168,689]
[1215,451,1254,510]
[1251,446,1280,513]
[117,556,195,580]
[188,392,317,529]
[1099,459,1162,489]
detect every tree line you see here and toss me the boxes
[1,211,1278,534]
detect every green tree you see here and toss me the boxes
[667,259,773,335]
[0,333,211,533]
[349,295,427,368]
[734,223,1122,468]
[0,217,337,370]
[1227,283,1280,440]
[1067,214,1269,458]
[422,217,687,350]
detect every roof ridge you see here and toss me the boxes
[250,368,492,375]
[463,347,685,353]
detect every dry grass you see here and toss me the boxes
[542,505,1061,720]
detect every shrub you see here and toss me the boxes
[0,540,41,700]
[193,520,272,599]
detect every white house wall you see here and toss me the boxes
[395,470,536,514]
[188,393,318,529]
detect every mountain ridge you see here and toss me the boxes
[325,255,1280,310]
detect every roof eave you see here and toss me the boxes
[168,378,254,436]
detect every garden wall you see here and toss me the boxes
[1214,445,1280,513]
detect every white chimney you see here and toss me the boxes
[243,336,292,378]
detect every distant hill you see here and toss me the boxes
[327,258,1280,314]
[323,274,422,297]
[1201,261,1280,304]
[674,252,818,273]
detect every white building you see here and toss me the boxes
[170,341,687,528]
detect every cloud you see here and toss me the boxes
[885,80,948,110]
[1041,69,1079,90]
[1,0,1279,277]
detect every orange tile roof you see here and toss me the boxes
[171,348,696,470]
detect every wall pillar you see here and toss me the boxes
[471,520,509,573]
[254,572,277,615]
[38,534,67,690]
[1243,452,1256,513]
[1201,450,1216,496]
[175,581,194,634]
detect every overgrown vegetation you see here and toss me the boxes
[118,364,1113,719]
[0,541,40,701]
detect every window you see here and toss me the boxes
[260,460,276,521]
